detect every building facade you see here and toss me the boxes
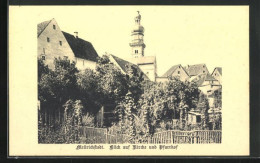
[212,67,222,85]
[37,18,99,70]
[158,64,190,82]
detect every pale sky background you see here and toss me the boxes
[20,6,248,75]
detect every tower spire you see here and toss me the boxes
[130,11,146,58]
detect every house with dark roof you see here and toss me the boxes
[212,67,222,85]
[37,18,99,70]
[157,64,190,83]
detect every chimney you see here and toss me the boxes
[74,32,78,38]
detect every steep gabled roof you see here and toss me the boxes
[162,64,181,77]
[213,67,222,75]
[192,73,217,86]
[37,19,52,37]
[185,64,208,76]
[62,31,99,62]
[110,54,132,73]
[110,54,149,80]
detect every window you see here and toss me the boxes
[178,71,180,74]
[203,70,205,73]
[41,55,45,60]
[135,50,138,54]
[63,56,68,60]
[215,73,217,76]
[59,41,62,46]
[196,116,201,123]
[47,37,50,42]
[53,25,56,29]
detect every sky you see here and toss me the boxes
[23,6,248,75]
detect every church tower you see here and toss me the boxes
[129,11,146,58]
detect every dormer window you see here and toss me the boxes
[53,25,56,29]
[47,37,50,42]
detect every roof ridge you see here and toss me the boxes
[162,64,181,77]
[37,19,52,37]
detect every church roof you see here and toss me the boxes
[110,54,149,80]
[127,56,156,65]
[62,31,99,62]
[185,64,208,76]
[37,19,52,37]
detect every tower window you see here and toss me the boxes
[53,25,56,29]
[59,41,62,46]
[47,37,50,42]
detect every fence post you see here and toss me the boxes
[105,128,108,144]
[170,131,173,144]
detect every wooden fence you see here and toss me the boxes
[147,130,221,144]
[79,126,221,144]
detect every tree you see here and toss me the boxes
[38,57,79,127]
[198,92,210,130]
[125,64,145,103]
[213,88,222,108]
[121,91,137,143]
[95,55,128,106]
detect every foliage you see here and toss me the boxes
[82,113,95,127]
[213,88,222,108]
[197,92,210,130]
[38,54,221,144]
